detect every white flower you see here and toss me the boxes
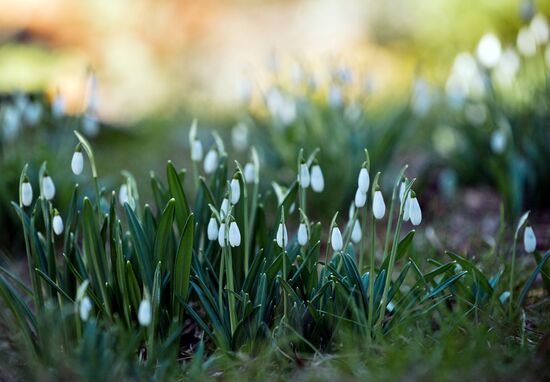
[82,113,99,137]
[42,175,56,200]
[298,163,310,188]
[119,184,129,205]
[331,227,343,251]
[524,226,536,253]
[71,150,84,175]
[218,223,227,247]
[517,27,537,56]
[138,299,152,326]
[53,213,64,235]
[373,190,385,220]
[203,149,218,174]
[21,181,33,207]
[24,102,42,125]
[230,179,240,205]
[409,196,422,226]
[297,223,308,246]
[207,217,218,241]
[399,180,407,203]
[220,198,229,219]
[355,188,367,208]
[191,140,203,162]
[244,163,256,184]
[403,195,411,221]
[530,13,549,45]
[231,122,249,152]
[351,220,362,243]
[229,222,241,247]
[358,168,370,193]
[52,92,65,118]
[490,130,506,154]
[310,165,324,192]
[276,223,288,248]
[328,86,343,108]
[476,33,502,68]
[79,296,92,321]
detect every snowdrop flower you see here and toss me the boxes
[207,217,218,241]
[493,48,520,87]
[403,195,411,221]
[351,220,362,243]
[24,102,42,125]
[373,190,385,220]
[3,105,21,142]
[476,33,502,68]
[220,198,229,219]
[358,168,370,193]
[331,227,343,251]
[218,223,227,247]
[82,113,99,137]
[408,193,422,226]
[21,178,33,207]
[230,178,240,205]
[297,223,308,246]
[276,223,288,248]
[53,210,64,235]
[399,179,407,203]
[52,91,65,118]
[298,163,310,188]
[71,145,84,175]
[229,222,241,247]
[203,149,218,174]
[530,14,549,45]
[79,296,92,321]
[524,226,536,253]
[191,140,203,162]
[490,129,507,154]
[244,162,256,184]
[310,165,324,192]
[517,27,537,56]
[328,86,343,108]
[354,188,367,208]
[138,299,152,326]
[42,174,56,200]
[119,184,129,205]
[231,122,249,151]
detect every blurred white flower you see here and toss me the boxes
[446,52,486,104]
[336,65,353,85]
[351,220,362,243]
[476,33,502,68]
[191,140,204,162]
[79,296,92,321]
[464,103,488,126]
[276,223,289,248]
[412,78,432,116]
[328,86,343,108]
[310,165,324,192]
[71,149,84,175]
[21,180,33,207]
[298,163,310,188]
[355,188,367,208]
[85,72,99,113]
[297,223,308,246]
[490,129,507,154]
[230,178,240,205]
[138,299,152,327]
[2,106,20,142]
[82,113,99,137]
[244,162,256,184]
[52,92,65,118]
[409,196,422,226]
[220,198,229,219]
[524,226,536,253]
[119,184,129,205]
[331,227,343,251]
[229,222,241,247]
[204,149,218,174]
[278,98,297,126]
[53,212,64,235]
[530,13,549,45]
[218,223,227,247]
[42,175,56,200]
[517,27,537,56]
[207,217,218,241]
[373,190,385,220]
[231,122,249,152]
[493,48,520,87]
[358,168,370,193]
[24,102,42,126]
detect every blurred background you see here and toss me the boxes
[1,0,549,252]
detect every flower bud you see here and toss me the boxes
[524,226,536,253]
[276,223,288,248]
[21,179,33,207]
[119,184,129,205]
[42,174,56,200]
[298,163,310,188]
[53,210,64,236]
[244,163,256,184]
[230,178,240,205]
[191,140,204,162]
[351,220,362,243]
[71,146,84,175]
[354,188,366,208]
[218,223,227,247]
[409,196,422,226]
[52,92,65,118]
[373,190,385,220]
[331,227,343,251]
[297,223,308,246]
[79,296,92,321]
[203,149,218,174]
[229,222,241,247]
[138,299,152,326]
[403,195,411,221]
[399,180,407,203]
[207,217,218,241]
[220,198,229,219]
[358,168,370,193]
[310,165,324,192]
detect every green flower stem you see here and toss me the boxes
[225,246,237,334]
[367,211,376,338]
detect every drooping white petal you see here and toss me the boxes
[276,223,288,248]
[355,188,366,208]
[331,227,343,251]
[297,223,308,246]
[351,220,362,243]
[191,140,204,162]
[138,299,152,326]
[524,226,537,253]
[21,182,33,206]
[409,197,422,226]
[358,168,370,193]
[220,198,229,219]
[310,165,324,192]
[476,33,502,68]
[52,93,65,118]
[119,184,129,205]
[71,151,84,175]
[298,163,310,188]
[79,296,92,321]
[399,181,407,203]
[53,215,64,235]
[42,176,56,200]
[403,196,411,221]
[530,13,549,45]
[229,222,241,247]
[218,223,227,247]
[230,179,240,205]
[207,217,218,241]
[203,150,219,174]
[373,190,385,220]
[244,163,256,184]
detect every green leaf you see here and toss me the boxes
[173,214,195,318]
[167,161,190,232]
